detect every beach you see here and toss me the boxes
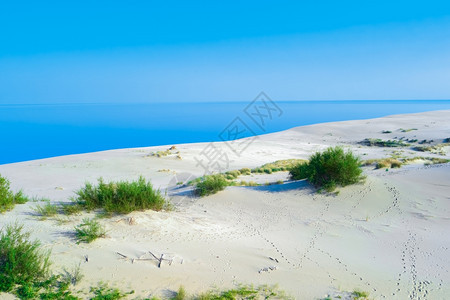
[1,110,449,299]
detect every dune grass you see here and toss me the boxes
[169,284,290,300]
[413,142,449,155]
[90,283,134,300]
[360,138,408,147]
[61,202,84,215]
[363,156,449,169]
[399,128,418,132]
[290,146,363,192]
[190,159,307,196]
[375,158,402,169]
[195,174,229,196]
[251,159,307,174]
[75,176,167,214]
[74,218,106,244]
[33,201,59,219]
[0,174,29,213]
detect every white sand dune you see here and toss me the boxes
[0,110,449,299]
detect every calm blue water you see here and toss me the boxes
[1,100,449,165]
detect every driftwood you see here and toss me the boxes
[116,251,175,268]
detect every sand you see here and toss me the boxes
[0,110,449,299]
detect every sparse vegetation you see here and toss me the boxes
[351,289,369,299]
[61,202,83,215]
[363,155,449,169]
[381,130,392,134]
[360,138,408,147]
[61,263,84,286]
[75,176,167,214]
[90,283,133,300]
[320,289,369,300]
[251,159,307,174]
[225,170,241,180]
[290,146,363,192]
[239,181,259,186]
[375,158,402,169]
[33,201,59,218]
[413,143,449,155]
[239,168,252,175]
[419,139,433,144]
[173,286,187,300]
[195,284,290,300]
[74,218,106,244]
[0,174,29,213]
[195,174,229,197]
[149,146,179,158]
[399,128,417,132]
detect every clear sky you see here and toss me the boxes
[1,1,450,103]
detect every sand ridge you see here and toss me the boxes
[0,110,449,299]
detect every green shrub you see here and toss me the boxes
[0,175,29,213]
[74,218,106,244]
[0,223,51,292]
[75,176,166,214]
[290,147,363,192]
[195,174,229,197]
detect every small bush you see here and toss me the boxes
[74,218,106,244]
[0,175,29,213]
[75,176,166,214]
[0,223,51,292]
[290,147,363,192]
[195,174,229,197]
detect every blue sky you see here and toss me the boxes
[1,1,450,103]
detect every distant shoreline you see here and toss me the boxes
[1,105,450,165]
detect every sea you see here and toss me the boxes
[1,100,449,165]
